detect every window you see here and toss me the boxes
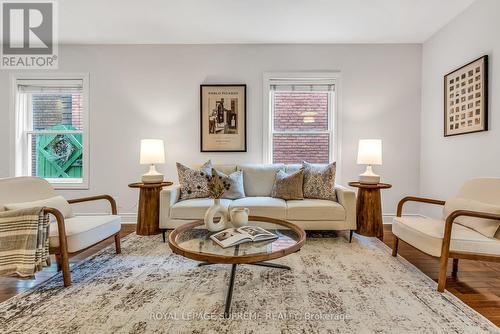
[13,75,89,189]
[263,74,338,165]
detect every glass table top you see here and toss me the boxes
[173,220,302,257]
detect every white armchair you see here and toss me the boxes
[0,177,121,286]
[392,178,500,292]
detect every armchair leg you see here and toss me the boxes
[452,258,459,277]
[60,251,71,287]
[55,253,62,271]
[162,230,166,243]
[114,233,121,254]
[437,254,449,292]
[392,237,399,257]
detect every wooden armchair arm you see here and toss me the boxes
[67,195,117,215]
[42,207,71,286]
[43,207,68,252]
[441,210,500,259]
[397,196,446,217]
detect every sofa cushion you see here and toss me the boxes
[194,164,236,176]
[177,160,212,200]
[5,195,74,219]
[237,164,285,197]
[272,169,304,200]
[215,170,245,200]
[443,197,500,238]
[287,199,345,221]
[302,161,337,202]
[49,215,121,253]
[171,198,232,219]
[229,197,286,219]
[392,216,500,257]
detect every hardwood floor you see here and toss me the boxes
[1,224,498,327]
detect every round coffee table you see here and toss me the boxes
[168,216,306,318]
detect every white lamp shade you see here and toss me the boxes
[357,139,382,165]
[140,139,165,165]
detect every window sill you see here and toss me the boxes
[45,178,89,190]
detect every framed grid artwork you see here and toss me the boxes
[444,55,488,137]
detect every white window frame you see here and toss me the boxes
[10,72,90,189]
[262,71,342,182]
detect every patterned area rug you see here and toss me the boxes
[1,233,498,333]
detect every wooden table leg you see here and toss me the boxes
[355,188,384,240]
[137,187,162,235]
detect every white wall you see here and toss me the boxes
[420,0,500,217]
[0,44,422,217]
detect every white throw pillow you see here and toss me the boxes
[443,197,500,238]
[5,195,74,219]
[215,170,246,200]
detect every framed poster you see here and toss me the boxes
[444,55,488,137]
[200,84,247,152]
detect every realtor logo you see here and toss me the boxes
[1,0,58,69]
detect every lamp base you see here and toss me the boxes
[142,164,164,184]
[142,174,164,183]
[359,165,380,184]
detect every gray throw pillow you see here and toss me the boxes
[177,160,212,200]
[302,161,337,202]
[271,169,304,200]
[216,170,246,200]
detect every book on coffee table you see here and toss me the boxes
[210,226,278,248]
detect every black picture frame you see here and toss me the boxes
[200,84,247,152]
[444,55,488,137]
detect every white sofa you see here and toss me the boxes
[160,164,356,240]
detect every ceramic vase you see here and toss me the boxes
[204,198,230,232]
[230,208,249,227]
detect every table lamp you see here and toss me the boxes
[357,139,382,184]
[140,139,165,183]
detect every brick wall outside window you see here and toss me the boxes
[273,92,330,164]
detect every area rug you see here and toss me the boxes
[0,233,498,334]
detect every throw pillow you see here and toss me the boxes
[5,195,74,219]
[302,161,337,202]
[176,160,212,200]
[271,169,305,200]
[215,170,246,200]
[443,197,500,238]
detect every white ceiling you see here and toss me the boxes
[58,0,476,44]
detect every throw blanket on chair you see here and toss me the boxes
[0,207,50,277]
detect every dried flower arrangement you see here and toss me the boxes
[205,168,231,199]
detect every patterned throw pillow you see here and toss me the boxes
[271,169,305,200]
[176,160,212,200]
[302,161,337,202]
[216,170,246,200]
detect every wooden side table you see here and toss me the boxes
[129,181,172,236]
[348,182,392,240]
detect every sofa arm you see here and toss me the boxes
[335,185,356,230]
[159,184,181,229]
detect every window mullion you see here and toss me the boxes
[272,130,331,134]
[27,130,83,135]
